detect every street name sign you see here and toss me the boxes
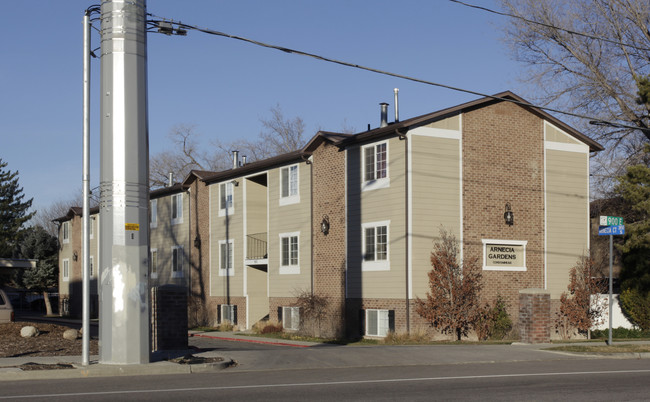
[598,225,625,236]
[599,216,624,226]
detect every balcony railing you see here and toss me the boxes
[246,232,267,261]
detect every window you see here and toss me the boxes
[171,194,183,225]
[89,218,94,239]
[219,240,234,276]
[279,232,299,274]
[281,306,300,331]
[220,304,237,324]
[280,164,299,205]
[150,199,157,228]
[150,249,158,279]
[89,256,94,277]
[362,142,389,190]
[219,182,234,216]
[365,309,393,337]
[362,221,390,271]
[62,259,70,282]
[171,246,183,278]
[62,222,70,244]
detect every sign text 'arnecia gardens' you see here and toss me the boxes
[482,240,527,271]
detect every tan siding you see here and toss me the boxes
[545,123,580,145]
[425,115,460,131]
[246,179,267,235]
[268,163,311,297]
[546,149,589,298]
[149,192,190,288]
[209,182,244,297]
[246,266,269,326]
[347,137,406,299]
[410,135,461,298]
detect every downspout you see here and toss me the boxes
[398,128,410,333]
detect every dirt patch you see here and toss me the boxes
[170,354,225,365]
[0,322,99,358]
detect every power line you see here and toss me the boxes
[448,0,650,53]
[146,15,648,135]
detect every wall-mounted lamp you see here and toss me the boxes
[504,203,514,226]
[73,251,79,261]
[231,179,239,187]
[321,215,330,235]
[194,236,201,249]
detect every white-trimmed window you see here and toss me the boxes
[279,164,300,205]
[62,222,70,244]
[89,217,94,239]
[219,182,234,216]
[219,239,234,276]
[171,245,183,278]
[62,259,70,282]
[366,309,391,337]
[362,221,390,271]
[279,232,300,274]
[362,141,389,191]
[220,304,237,324]
[171,194,183,225]
[150,248,158,279]
[150,199,158,229]
[281,306,300,331]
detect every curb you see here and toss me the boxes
[191,333,313,348]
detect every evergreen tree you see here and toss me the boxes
[18,225,58,315]
[0,158,34,257]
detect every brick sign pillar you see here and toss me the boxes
[151,285,188,351]
[518,289,551,343]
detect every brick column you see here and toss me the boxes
[518,289,550,343]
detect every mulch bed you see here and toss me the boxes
[0,322,99,358]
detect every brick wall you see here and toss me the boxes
[519,289,551,343]
[188,178,215,326]
[151,285,188,351]
[312,141,347,338]
[462,102,545,324]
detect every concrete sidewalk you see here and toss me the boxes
[1,332,649,382]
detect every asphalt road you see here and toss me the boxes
[1,358,649,401]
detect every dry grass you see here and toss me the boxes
[382,328,431,345]
[547,344,650,354]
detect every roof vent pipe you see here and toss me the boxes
[242,155,247,166]
[380,102,389,128]
[394,88,399,122]
[168,172,173,187]
[232,150,239,169]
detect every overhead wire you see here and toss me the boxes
[145,14,648,135]
[448,0,650,53]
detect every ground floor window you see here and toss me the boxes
[219,304,237,324]
[365,309,394,337]
[171,246,183,278]
[280,306,300,330]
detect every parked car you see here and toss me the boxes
[0,289,14,323]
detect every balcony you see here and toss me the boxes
[246,232,268,265]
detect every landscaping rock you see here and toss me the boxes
[62,329,79,340]
[20,326,39,338]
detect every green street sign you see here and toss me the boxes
[600,216,624,226]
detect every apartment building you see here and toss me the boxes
[58,91,602,338]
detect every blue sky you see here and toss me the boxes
[2,0,525,214]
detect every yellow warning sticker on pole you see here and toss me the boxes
[125,223,140,231]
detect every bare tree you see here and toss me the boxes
[151,106,307,188]
[500,0,650,192]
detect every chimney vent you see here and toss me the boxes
[168,172,173,187]
[232,150,239,169]
[380,102,389,128]
[394,88,399,122]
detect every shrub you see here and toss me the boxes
[252,320,283,334]
[217,321,234,332]
[382,328,430,344]
[294,290,329,338]
[619,288,650,331]
[591,327,650,339]
[474,295,513,341]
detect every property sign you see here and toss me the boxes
[600,216,624,226]
[484,243,525,268]
[598,225,625,236]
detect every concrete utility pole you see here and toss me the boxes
[99,0,150,364]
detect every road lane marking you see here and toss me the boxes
[4,368,650,399]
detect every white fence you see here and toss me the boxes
[591,294,635,330]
